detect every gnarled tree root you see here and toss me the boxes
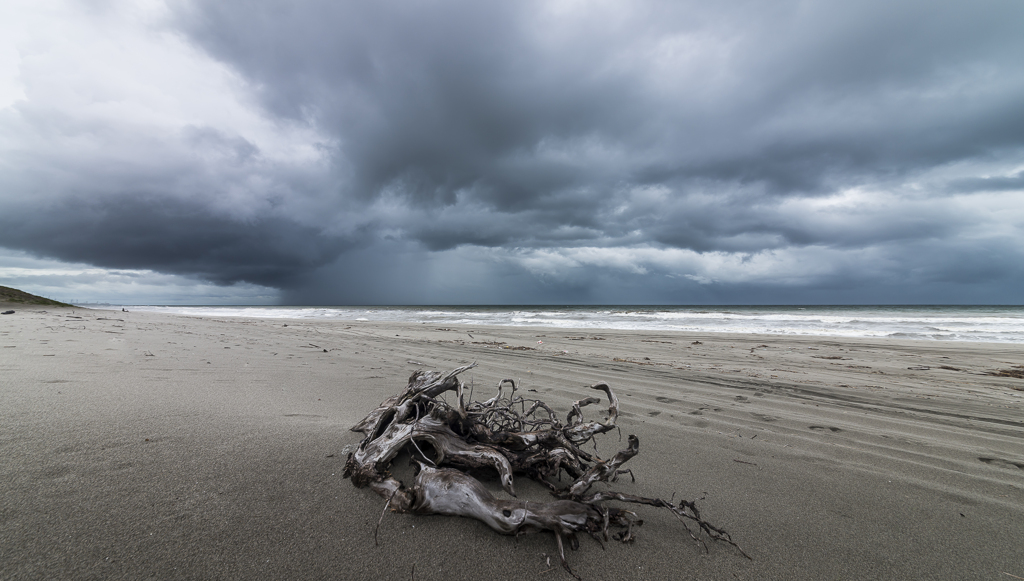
[343,365,747,578]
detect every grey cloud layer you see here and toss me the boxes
[0,195,343,286]
[177,0,1024,237]
[2,0,1022,302]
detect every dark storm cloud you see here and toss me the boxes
[3,0,1023,303]
[176,1,642,208]
[173,0,1024,246]
[0,195,348,287]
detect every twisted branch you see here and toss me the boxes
[344,366,746,577]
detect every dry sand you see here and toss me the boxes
[1,305,1023,580]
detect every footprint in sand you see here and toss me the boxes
[648,411,661,416]
[809,425,842,433]
[655,396,679,404]
[978,457,1024,470]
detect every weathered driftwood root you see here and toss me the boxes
[343,364,747,577]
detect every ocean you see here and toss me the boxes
[102,305,1024,344]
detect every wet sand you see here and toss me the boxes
[2,306,1023,580]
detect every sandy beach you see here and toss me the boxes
[2,305,1022,580]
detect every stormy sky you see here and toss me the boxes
[1,0,1022,305]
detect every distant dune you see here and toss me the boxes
[0,285,73,308]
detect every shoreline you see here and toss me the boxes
[80,303,1024,345]
[2,307,1022,579]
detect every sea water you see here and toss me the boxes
[103,305,1024,343]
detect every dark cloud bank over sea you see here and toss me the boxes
[1,0,1023,304]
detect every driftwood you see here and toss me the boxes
[344,364,746,577]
